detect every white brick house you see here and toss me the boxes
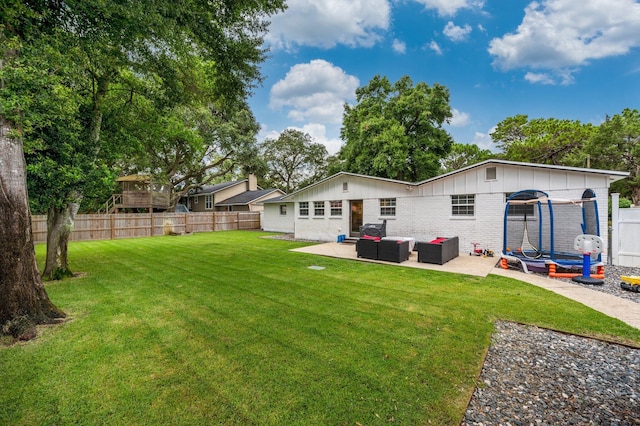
[262,160,628,258]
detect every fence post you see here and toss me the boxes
[611,193,619,266]
[110,214,115,240]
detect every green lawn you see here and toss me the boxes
[2,231,639,425]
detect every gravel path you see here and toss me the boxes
[463,265,640,425]
[463,321,640,425]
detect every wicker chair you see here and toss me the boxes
[377,239,410,263]
[356,238,379,260]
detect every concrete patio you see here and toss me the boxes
[290,241,499,277]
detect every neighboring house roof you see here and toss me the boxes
[191,180,246,195]
[216,189,283,207]
[262,195,290,204]
[279,159,630,200]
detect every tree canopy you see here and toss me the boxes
[260,129,329,193]
[490,115,595,166]
[584,108,640,204]
[490,110,640,203]
[338,75,453,182]
[0,0,285,337]
[440,143,494,173]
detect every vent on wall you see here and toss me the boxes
[485,167,497,181]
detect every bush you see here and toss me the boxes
[619,197,632,208]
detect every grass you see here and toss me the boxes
[1,231,639,425]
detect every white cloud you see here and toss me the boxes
[524,72,556,85]
[412,0,484,17]
[524,70,576,85]
[392,39,407,54]
[428,40,443,55]
[449,108,471,127]
[266,0,390,49]
[269,60,360,125]
[489,0,640,74]
[472,128,497,152]
[294,123,344,155]
[443,21,472,42]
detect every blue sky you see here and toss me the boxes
[249,0,640,155]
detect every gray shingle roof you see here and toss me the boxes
[216,189,281,206]
[193,180,245,195]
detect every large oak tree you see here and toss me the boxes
[261,129,329,193]
[338,75,453,182]
[0,0,285,337]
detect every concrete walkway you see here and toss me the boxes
[291,242,640,331]
[492,268,640,330]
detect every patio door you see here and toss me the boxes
[350,200,363,237]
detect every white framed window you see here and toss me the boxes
[485,167,497,181]
[379,198,396,216]
[330,200,342,217]
[299,202,309,217]
[205,194,213,210]
[505,193,535,218]
[314,201,325,217]
[452,194,474,216]
[279,205,287,215]
[343,182,348,192]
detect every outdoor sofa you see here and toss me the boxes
[356,237,411,263]
[416,236,459,265]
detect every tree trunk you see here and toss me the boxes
[0,116,65,338]
[632,185,640,207]
[43,199,80,280]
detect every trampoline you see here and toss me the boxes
[500,189,605,277]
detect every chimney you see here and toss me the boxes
[248,174,257,191]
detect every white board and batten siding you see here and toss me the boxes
[262,160,626,259]
[262,201,295,233]
[287,175,411,242]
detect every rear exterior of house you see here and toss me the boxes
[262,197,295,233]
[262,160,628,261]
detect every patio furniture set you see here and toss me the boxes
[355,221,459,265]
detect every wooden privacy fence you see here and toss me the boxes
[31,212,261,244]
